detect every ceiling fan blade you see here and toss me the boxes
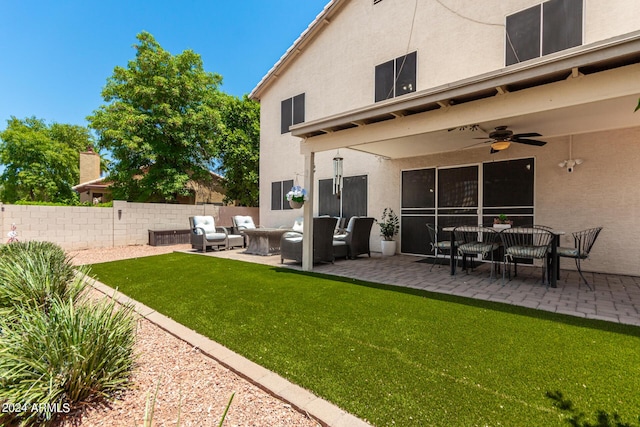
[513,132,542,138]
[490,148,498,154]
[512,138,547,146]
[472,137,491,140]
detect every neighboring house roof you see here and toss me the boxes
[249,0,343,100]
[72,177,110,193]
[72,171,226,194]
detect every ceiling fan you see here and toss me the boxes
[471,126,547,154]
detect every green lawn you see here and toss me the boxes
[90,253,640,427]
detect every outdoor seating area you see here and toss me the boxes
[441,224,603,290]
[189,215,243,252]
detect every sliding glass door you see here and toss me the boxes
[401,158,534,256]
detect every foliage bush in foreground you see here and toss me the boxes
[0,241,86,313]
[0,241,136,426]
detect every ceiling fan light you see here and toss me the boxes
[490,141,511,151]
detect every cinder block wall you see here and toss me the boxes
[0,202,259,250]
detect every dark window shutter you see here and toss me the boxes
[271,181,282,210]
[292,93,305,125]
[395,51,416,97]
[505,4,541,66]
[542,0,582,55]
[375,59,395,102]
[280,98,293,134]
[283,179,294,210]
[318,178,340,217]
[342,175,368,219]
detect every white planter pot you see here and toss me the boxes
[493,224,512,230]
[381,240,396,256]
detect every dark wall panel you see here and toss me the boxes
[280,98,292,134]
[375,59,395,102]
[319,178,340,217]
[342,175,368,219]
[543,0,582,55]
[293,93,305,125]
[506,4,541,65]
[271,181,282,210]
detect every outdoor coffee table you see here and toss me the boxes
[243,228,291,256]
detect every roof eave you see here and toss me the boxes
[249,0,346,101]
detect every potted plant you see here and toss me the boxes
[377,208,399,256]
[286,185,308,209]
[493,214,513,230]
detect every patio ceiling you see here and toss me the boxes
[294,32,640,159]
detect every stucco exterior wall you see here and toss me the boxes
[256,0,640,276]
[259,0,640,123]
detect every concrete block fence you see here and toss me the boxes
[0,201,259,251]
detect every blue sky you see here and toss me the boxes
[0,1,329,130]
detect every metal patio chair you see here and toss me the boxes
[453,226,501,280]
[426,223,456,272]
[557,227,603,290]
[500,226,554,287]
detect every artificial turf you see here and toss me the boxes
[89,252,640,427]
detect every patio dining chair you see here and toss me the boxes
[453,226,501,280]
[557,227,603,290]
[426,223,456,272]
[500,226,554,287]
[280,217,338,264]
[333,217,374,259]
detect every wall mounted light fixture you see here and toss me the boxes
[558,135,583,173]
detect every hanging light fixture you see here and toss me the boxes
[490,141,511,151]
[333,150,343,196]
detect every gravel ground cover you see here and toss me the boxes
[63,245,319,427]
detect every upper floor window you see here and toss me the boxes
[281,93,305,134]
[374,51,417,103]
[506,0,583,66]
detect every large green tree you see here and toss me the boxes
[215,94,260,206]
[0,117,92,203]
[88,32,223,202]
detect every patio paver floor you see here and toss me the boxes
[189,248,640,327]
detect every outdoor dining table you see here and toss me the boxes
[442,226,564,288]
[243,228,291,256]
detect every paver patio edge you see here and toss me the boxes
[86,276,371,427]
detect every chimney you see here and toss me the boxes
[79,146,101,184]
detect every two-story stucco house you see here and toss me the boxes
[250,0,640,273]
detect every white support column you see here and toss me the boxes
[301,152,315,271]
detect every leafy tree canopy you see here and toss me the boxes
[0,117,92,203]
[88,32,223,202]
[215,94,260,206]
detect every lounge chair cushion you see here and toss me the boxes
[292,217,304,233]
[192,216,227,241]
[233,215,256,230]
